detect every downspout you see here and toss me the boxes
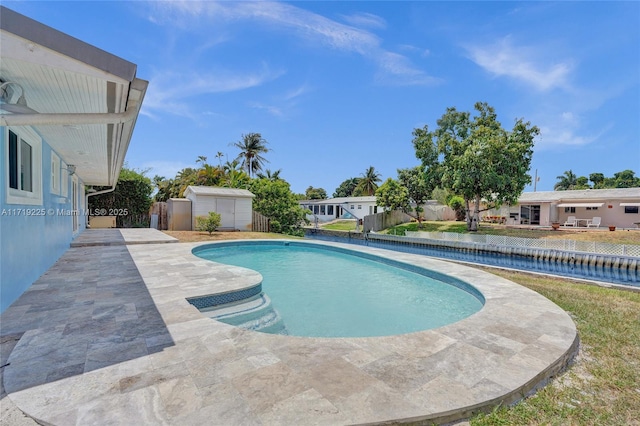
[85,185,117,228]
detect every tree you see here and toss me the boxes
[195,211,222,235]
[222,159,250,189]
[421,102,538,231]
[397,166,434,228]
[589,173,605,189]
[256,169,282,181]
[305,186,327,200]
[333,177,359,198]
[249,178,309,236]
[575,176,590,189]
[375,178,410,213]
[354,166,381,196]
[233,132,269,177]
[88,165,154,227]
[611,169,640,188]
[448,196,466,221]
[411,125,441,190]
[431,187,451,206]
[554,170,579,191]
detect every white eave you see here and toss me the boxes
[0,6,148,186]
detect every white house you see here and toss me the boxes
[184,186,255,231]
[0,6,147,312]
[300,196,380,223]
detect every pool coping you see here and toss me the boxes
[4,239,579,425]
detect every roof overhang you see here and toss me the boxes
[0,6,148,186]
[556,203,604,208]
[620,203,640,207]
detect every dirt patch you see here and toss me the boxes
[163,231,295,243]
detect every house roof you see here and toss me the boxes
[300,196,377,205]
[0,6,148,186]
[185,186,255,198]
[519,188,640,203]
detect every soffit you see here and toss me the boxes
[1,8,142,186]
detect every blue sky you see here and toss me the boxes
[7,1,640,195]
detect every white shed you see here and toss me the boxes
[184,186,255,231]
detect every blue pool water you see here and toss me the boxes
[193,241,484,338]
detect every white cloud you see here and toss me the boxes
[340,12,387,30]
[534,111,611,150]
[249,84,312,119]
[142,65,284,119]
[149,1,438,87]
[248,101,285,118]
[465,37,572,91]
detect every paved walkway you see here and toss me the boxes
[0,231,578,425]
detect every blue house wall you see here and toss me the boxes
[0,126,85,312]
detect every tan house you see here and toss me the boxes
[487,188,640,229]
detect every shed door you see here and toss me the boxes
[217,198,236,228]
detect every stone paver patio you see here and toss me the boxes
[0,230,578,425]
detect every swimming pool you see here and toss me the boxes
[192,241,484,337]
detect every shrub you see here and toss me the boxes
[195,212,222,235]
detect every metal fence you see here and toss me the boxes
[403,231,640,257]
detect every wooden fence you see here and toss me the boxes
[252,211,270,232]
[149,202,168,230]
[363,210,413,233]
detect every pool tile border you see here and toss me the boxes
[4,239,579,425]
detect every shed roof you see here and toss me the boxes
[185,186,255,198]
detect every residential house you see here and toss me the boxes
[300,196,380,223]
[485,188,640,228]
[0,7,147,312]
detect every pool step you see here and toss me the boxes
[201,293,288,335]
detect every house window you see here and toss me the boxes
[350,205,354,209]
[586,207,598,211]
[625,206,639,214]
[51,152,61,194]
[6,128,42,205]
[61,161,68,197]
[564,207,576,213]
[320,205,326,215]
[327,205,334,215]
[357,205,362,209]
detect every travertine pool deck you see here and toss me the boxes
[0,231,578,425]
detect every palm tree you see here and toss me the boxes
[354,166,382,196]
[554,170,578,191]
[256,169,282,181]
[232,133,269,177]
[223,159,250,188]
[215,151,225,167]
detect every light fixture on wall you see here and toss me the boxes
[66,165,76,176]
[0,81,38,114]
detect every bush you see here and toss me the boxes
[448,196,466,221]
[195,212,222,235]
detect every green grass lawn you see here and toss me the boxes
[320,219,360,231]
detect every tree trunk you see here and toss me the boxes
[469,194,481,232]
[465,199,472,230]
